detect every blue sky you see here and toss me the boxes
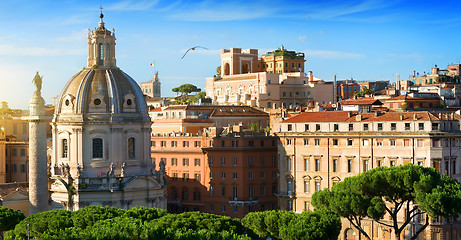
[1,0,461,109]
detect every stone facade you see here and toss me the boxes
[277,111,461,239]
[48,13,167,211]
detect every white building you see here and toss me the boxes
[49,12,167,210]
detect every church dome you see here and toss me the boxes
[54,13,149,123]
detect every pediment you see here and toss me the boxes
[123,176,161,191]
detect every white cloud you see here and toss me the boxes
[53,29,88,43]
[305,49,365,60]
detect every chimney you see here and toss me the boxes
[356,114,362,121]
[375,111,380,117]
[400,114,404,121]
[308,71,313,82]
[348,111,353,118]
[413,70,416,77]
[413,113,417,121]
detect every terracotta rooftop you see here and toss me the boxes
[390,94,439,101]
[0,182,28,198]
[283,111,460,123]
[163,105,268,117]
[340,98,383,106]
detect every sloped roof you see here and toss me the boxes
[0,182,28,198]
[340,98,383,106]
[283,111,460,123]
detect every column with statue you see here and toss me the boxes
[27,72,50,214]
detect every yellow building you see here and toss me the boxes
[278,111,461,240]
[258,46,305,74]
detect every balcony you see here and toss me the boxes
[275,191,295,197]
[228,197,258,207]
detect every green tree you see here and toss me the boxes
[0,206,25,234]
[279,209,341,240]
[171,84,201,97]
[71,206,125,229]
[312,164,461,240]
[7,209,73,239]
[401,103,408,111]
[193,91,207,101]
[354,86,374,98]
[122,206,168,222]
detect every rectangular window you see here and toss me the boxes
[208,157,213,166]
[390,139,396,146]
[221,172,226,180]
[172,172,178,180]
[12,164,17,172]
[347,160,352,173]
[194,141,201,147]
[303,139,309,145]
[20,164,25,173]
[248,140,254,147]
[260,172,265,179]
[419,123,424,131]
[333,159,338,172]
[249,156,253,166]
[314,139,320,146]
[209,186,214,196]
[161,141,166,147]
[194,173,201,182]
[315,181,321,192]
[249,172,253,179]
[376,139,383,146]
[233,172,237,180]
[171,141,177,147]
[315,159,320,172]
[304,181,309,193]
[20,148,26,157]
[332,139,338,146]
[363,123,369,131]
[183,158,189,166]
[183,173,189,181]
[221,157,225,166]
[286,139,292,145]
[260,156,265,166]
[316,124,320,131]
[432,123,439,131]
[362,139,369,146]
[92,138,103,158]
[287,124,292,131]
[347,139,353,146]
[391,123,397,131]
[221,186,226,197]
[378,123,383,131]
[304,158,309,171]
[432,139,440,147]
[363,160,369,172]
[404,139,410,147]
[417,139,424,147]
[305,201,309,211]
[334,124,339,131]
[287,157,292,171]
[22,124,27,134]
[349,124,354,131]
[405,123,411,130]
[390,160,396,167]
[194,158,200,166]
[260,186,265,196]
[304,124,309,131]
[12,149,17,157]
[232,157,237,166]
[183,141,189,147]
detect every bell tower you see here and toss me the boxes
[87,7,116,68]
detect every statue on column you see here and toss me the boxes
[107,162,115,177]
[120,162,126,177]
[32,71,43,92]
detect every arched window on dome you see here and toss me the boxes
[128,137,136,159]
[99,43,103,62]
[106,43,110,59]
[92,138,103,159]
[62,139,68,158]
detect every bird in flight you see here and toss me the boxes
[181,46,208,59]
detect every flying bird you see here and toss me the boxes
[181,46,208,59]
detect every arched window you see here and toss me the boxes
[62,139,68,158]
[99,43,103,61]
[106,43,110,59]
[223,63,230,76]
[92,138,103,158]
[128,137,136,159]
